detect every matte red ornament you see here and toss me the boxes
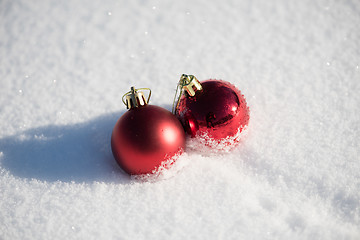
[173,74,249,148]
[111,87,186,175]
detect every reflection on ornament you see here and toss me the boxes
[173,74,250,148]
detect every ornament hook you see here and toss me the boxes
[172,74,202,114]
[122,87,152,109]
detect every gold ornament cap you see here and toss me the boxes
[179,74,202,96]
[122,87,151,109]
[172,74,203,114]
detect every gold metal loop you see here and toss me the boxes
[122,87,152,108]
[172,74,202,114]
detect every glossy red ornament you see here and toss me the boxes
[174,75,249,147]
[111,87,186,175]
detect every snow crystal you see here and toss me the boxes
[186,126,249,154]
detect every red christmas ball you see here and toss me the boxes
[175,77,249,148]
[111,88,186,175]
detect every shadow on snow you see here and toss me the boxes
[0,111,132,183]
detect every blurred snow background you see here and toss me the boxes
[0,0,359,239]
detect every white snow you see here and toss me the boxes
[1,0,359,239]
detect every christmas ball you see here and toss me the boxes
[111,87,186,175]
[174,75,249,147]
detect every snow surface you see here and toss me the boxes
[1,0,360,239]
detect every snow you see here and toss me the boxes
[0,0,359,239]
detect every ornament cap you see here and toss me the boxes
[179,74,202,96]
[172,74,203,114]
[122,87,151,109]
